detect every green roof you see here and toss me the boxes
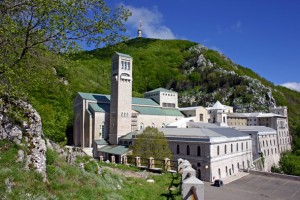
[132,106,183,116]
[95,139,109,145]
[145,87,177,93]
[119,132,135,140]
[98,145,129,155]
[132,97,159,106]
[162,108,184,116]
[115,52,132,58]
[89,103,110,113]
[77,92,159,106]
[78,92,110,103]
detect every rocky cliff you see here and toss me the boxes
[0,97,46,181]
[178,44,276,112]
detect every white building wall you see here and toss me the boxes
[137,114,184,129]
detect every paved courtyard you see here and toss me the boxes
[204,174,300,200]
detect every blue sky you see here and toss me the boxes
[109,0,300,91]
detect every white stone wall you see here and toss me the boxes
[167,137,252,182]
[137,114,184,129]
[258,134,280,171]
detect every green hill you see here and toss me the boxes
[2,37,300,146]
[62,38,300,142]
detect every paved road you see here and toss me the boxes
[204,174,300,200]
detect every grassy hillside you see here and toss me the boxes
[0,140,181,199]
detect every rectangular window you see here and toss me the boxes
[200,114,204,121]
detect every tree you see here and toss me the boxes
[131,127,172,165]
[0,0,131,70]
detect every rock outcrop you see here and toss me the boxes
[178,45,277,112]
[0,97,46,181]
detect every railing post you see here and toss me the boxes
[99,156,104,162]
[122,155,128,165]
[110,155,115,164]
[148,157,155,169]
[135,156,141,167]
[178,158,184,173]
[164,158,171,171]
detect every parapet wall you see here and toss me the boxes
[249,170,300,181]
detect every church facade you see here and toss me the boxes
[73,52,291,181]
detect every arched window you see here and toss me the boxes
[224,145,227,154]
[217,146,220,155]
[232,164,234,173]
[218,168,221,178]
[187,145,190,155]
[231,144,233,153]
[246,142,248,150]
[241,142,244,150]
[236,143,239,151]
[197,146,201,156]
[177,144,180,154]
[225,166,228,176]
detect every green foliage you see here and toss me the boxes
[279,152,300,176]
[0,0,131,69]
[131,127,172,164]
[0,140,181,199]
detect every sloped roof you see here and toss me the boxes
[132,97,159,106]
[212,101,225,109]
[132,106,184,116]
[232,126,277,135]
[98,145,129,155]
[115,52,132,58]
[78,92,110,103]
[145,87,177,94]
[89,103,110,114]
[95,139,109,145]
[77,92,159,106]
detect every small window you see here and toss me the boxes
[197,146,201,156]
[187,145,190,155]
[224,145,227,154]
[177,144,180,154]
[217,146,220,155]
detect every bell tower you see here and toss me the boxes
[109,52,133,145]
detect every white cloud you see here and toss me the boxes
[217,20,242,34]
[123,5,176,39]
[231,21,242,31]
[281,82,300,92]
